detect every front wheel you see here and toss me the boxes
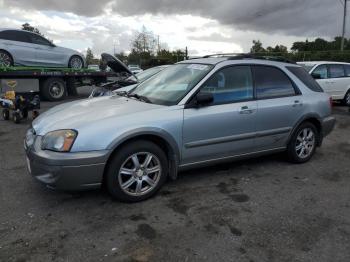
[68,56,84,69]
[2,109,10,120]
[106,140,168,202]
[343,91,350,106]
[287,122,318,163]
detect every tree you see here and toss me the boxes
[85,48,94,65]
[131,26,157,55]
[250,40,265,53]
[22,23,43,36]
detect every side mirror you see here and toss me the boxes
[311,73,322,79]
[186,92,214,108]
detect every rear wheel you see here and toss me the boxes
[12,112,20,124]
[2,109,9,120]
[106,140,168,202]
[287,122,318,163]
[40,78,67,101]
[68,56,84,69]
[0,50,13,67]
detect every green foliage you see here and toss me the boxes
[85,48,94,65]
[251,37,350,62]
[22,23,43,36]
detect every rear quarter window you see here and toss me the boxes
[286,66,324,93]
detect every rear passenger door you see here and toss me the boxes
[253,65,303,151]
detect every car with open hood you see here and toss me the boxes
[25,54,335,202]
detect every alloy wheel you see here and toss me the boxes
[0,52,12,67]
[346,92,350,106]
[295,128,315,159]
[118,152,162,197]
[70,57,83,69]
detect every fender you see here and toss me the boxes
[106,127,181,180]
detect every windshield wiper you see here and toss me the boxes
[127,93,152,104]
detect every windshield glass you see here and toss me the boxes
[127,66,166,83]
[130,63,213,106]
[298,63,315,72]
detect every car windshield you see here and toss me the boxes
[127,66,167,83]
[130,63,213,106]
[298,63,316,72]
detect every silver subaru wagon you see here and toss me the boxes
[24,55,335,202]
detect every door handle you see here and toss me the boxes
[326,81,335,84]
[292,100,303,107]
[239,106,254,114]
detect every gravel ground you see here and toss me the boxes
[0,89,349,262]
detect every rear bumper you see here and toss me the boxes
[25,136,109,191]
[322,116,336,138]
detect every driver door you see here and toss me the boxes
[182,65,257,165]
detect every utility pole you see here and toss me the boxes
[341,0,348,51]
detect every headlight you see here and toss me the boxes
[42,130,77,152]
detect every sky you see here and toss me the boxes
[0,0,347,57]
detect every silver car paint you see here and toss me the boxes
[27,58,335,190]
[0,29,85,67]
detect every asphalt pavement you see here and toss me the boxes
[0,89,349,262]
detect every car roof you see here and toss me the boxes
[0,28,41,36]
[298,61,350,65]
[179,56,299,67]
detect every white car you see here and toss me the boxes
[0,28,85,69]
[128,65,143,74]
[298,61,350,105]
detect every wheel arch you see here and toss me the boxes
[68,54,85,68]
[287,114,323,147]
[104,129,181,182]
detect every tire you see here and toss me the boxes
[343,90,350,106]
[40,78,67,101]
[287,122,318,163]
[68,56,84,69]
[2,109,9,120]
[0,50,13,67]
[12,112,20,124]
[22,109,28,119]
[106,140,168,202]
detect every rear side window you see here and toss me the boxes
[30,34,52,46]
[0,30,31,43]
[287,66,324,93]
[253,66,296,99]
[329,64,345,78]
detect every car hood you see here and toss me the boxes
[32,96,163,135]
[101,53,132,75]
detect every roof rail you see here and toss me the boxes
[200,53,296,64]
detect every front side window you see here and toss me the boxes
[200,66,253,105]
[253,66,296,99]
[30,34,52,46]
[329,64,345,78]
[130,63,213,106]
[312,65,328,79]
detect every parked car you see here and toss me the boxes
[0,28,85,69]
[88,64,100,71]
[128,65,143,74]
[90,64,170,97]
[298,61,350,105]
[25,55,335,202]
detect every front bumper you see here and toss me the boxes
[322,116,336,138]
[24,136,109,191]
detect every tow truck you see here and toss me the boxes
[0,53,132,102]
